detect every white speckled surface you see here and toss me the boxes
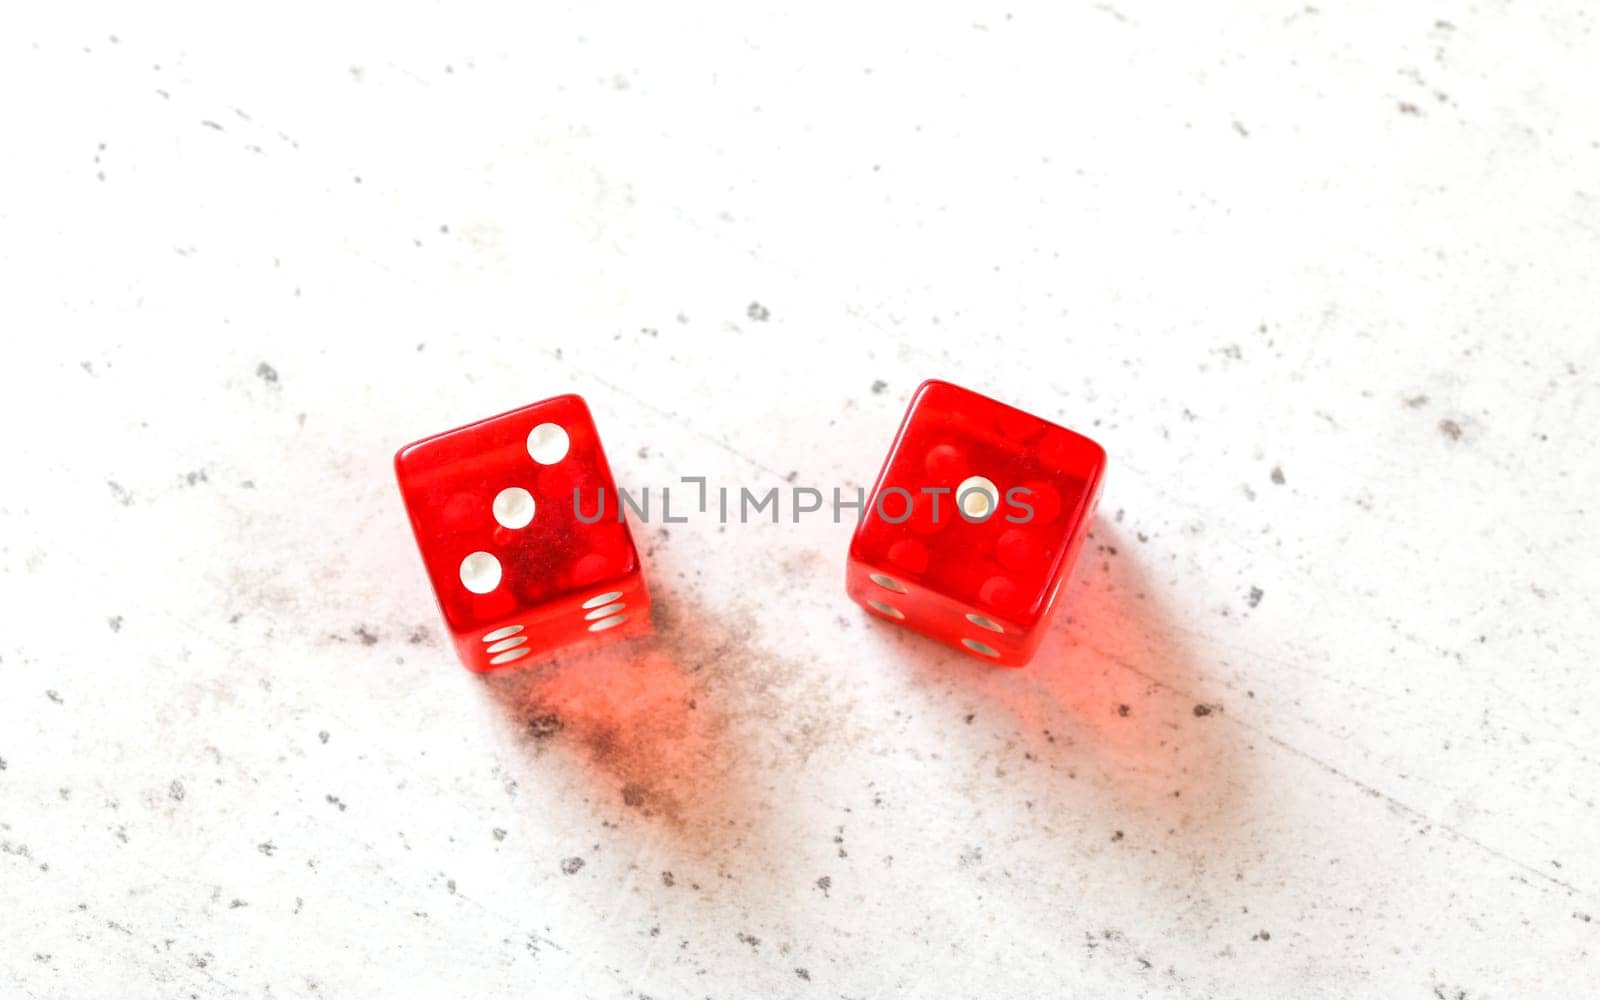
[3,3,1598,997]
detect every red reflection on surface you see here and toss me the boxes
[481,596,766,855]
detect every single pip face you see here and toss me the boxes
[847,380,1106,666]
[395,395,648,671]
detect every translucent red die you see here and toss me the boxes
[395,395,648,672]
[847,380,1106,666]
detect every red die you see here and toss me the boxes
[846,380,1106,666]
[395,395,648,672]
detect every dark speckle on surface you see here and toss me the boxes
[1247,586,1264,609]
[107,480,134,506]
[1193,704,1214,717]
[1117,704,1130,717]
[815,875,831,896]
[169,780,185,801]
[871,379,888,394]
[746,301,770,322]
[795,968,811,981]
[46,690,63,704]
[1438,419,1463,441]
[661,870,675,887]
[1270,466,1286,485]
[256,362,279,386]
[353,625,379,646]
[527,714,563,740]
[492,828,507,841]
[560,857,585,875]
[108,615,123,632]
[318,730,330,744]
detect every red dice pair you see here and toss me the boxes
[395,380,1104,672]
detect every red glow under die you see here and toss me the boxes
[395,395,648,672]
[847,380,1106,666]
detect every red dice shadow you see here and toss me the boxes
[480,516,1253,869]
[875,516,1255,836]
[479,590,776,863]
